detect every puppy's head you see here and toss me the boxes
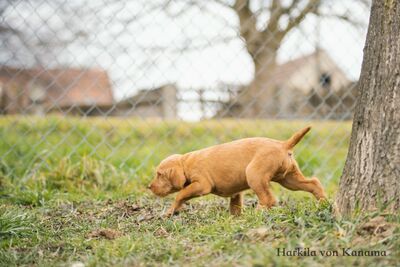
[148,154,186,197]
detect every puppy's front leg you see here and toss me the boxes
[165,181,211,216]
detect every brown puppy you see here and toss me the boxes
[148,127,326,216]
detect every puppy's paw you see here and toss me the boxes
[255,203,276,211]
[255,204,265,211]
[163,210,175,218]
[311,176,327,200]
[163,207,180,218]
[229,207,242,216]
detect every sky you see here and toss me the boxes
[1,0,370,120]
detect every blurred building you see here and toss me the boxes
[0,67,114,116]
[111,84,178,119]
[217,50,357,120]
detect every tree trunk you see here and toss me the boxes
[238,50,279,117]
[335,0,400,215]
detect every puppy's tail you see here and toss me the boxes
[284,126,311,149]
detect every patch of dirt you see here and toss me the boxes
[87,228,122,240]
[136,213,156,223]
[112,200,142,218]
[153,226,169,237]
[104,199,163,224]
[245,227,270,241]
[358,216,396,237]
[353,216,397,245]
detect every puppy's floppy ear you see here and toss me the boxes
[168,165,186,190]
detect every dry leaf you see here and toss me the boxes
[246,227,270,240]
[87,228,122,240]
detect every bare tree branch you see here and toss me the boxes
[283,0,301,13]
[264,0,285,34]
[281,0,320,36]
[233,0,260,58]
[0,25,19,34]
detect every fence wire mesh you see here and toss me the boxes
[0,0,370,190]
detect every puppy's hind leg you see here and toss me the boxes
[278,168,327,200]
[229,192,243,216]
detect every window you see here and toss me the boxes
[319,73,332,89]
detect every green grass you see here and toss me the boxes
[0,116,398,266]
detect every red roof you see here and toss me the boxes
[0,67,114,107]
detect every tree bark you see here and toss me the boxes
[336,0,400,215]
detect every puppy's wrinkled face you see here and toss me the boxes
[149,154,185,197]
[149,170,174,197]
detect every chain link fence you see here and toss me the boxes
[0,0,370,188]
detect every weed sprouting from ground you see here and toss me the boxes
[0,207,36,239]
